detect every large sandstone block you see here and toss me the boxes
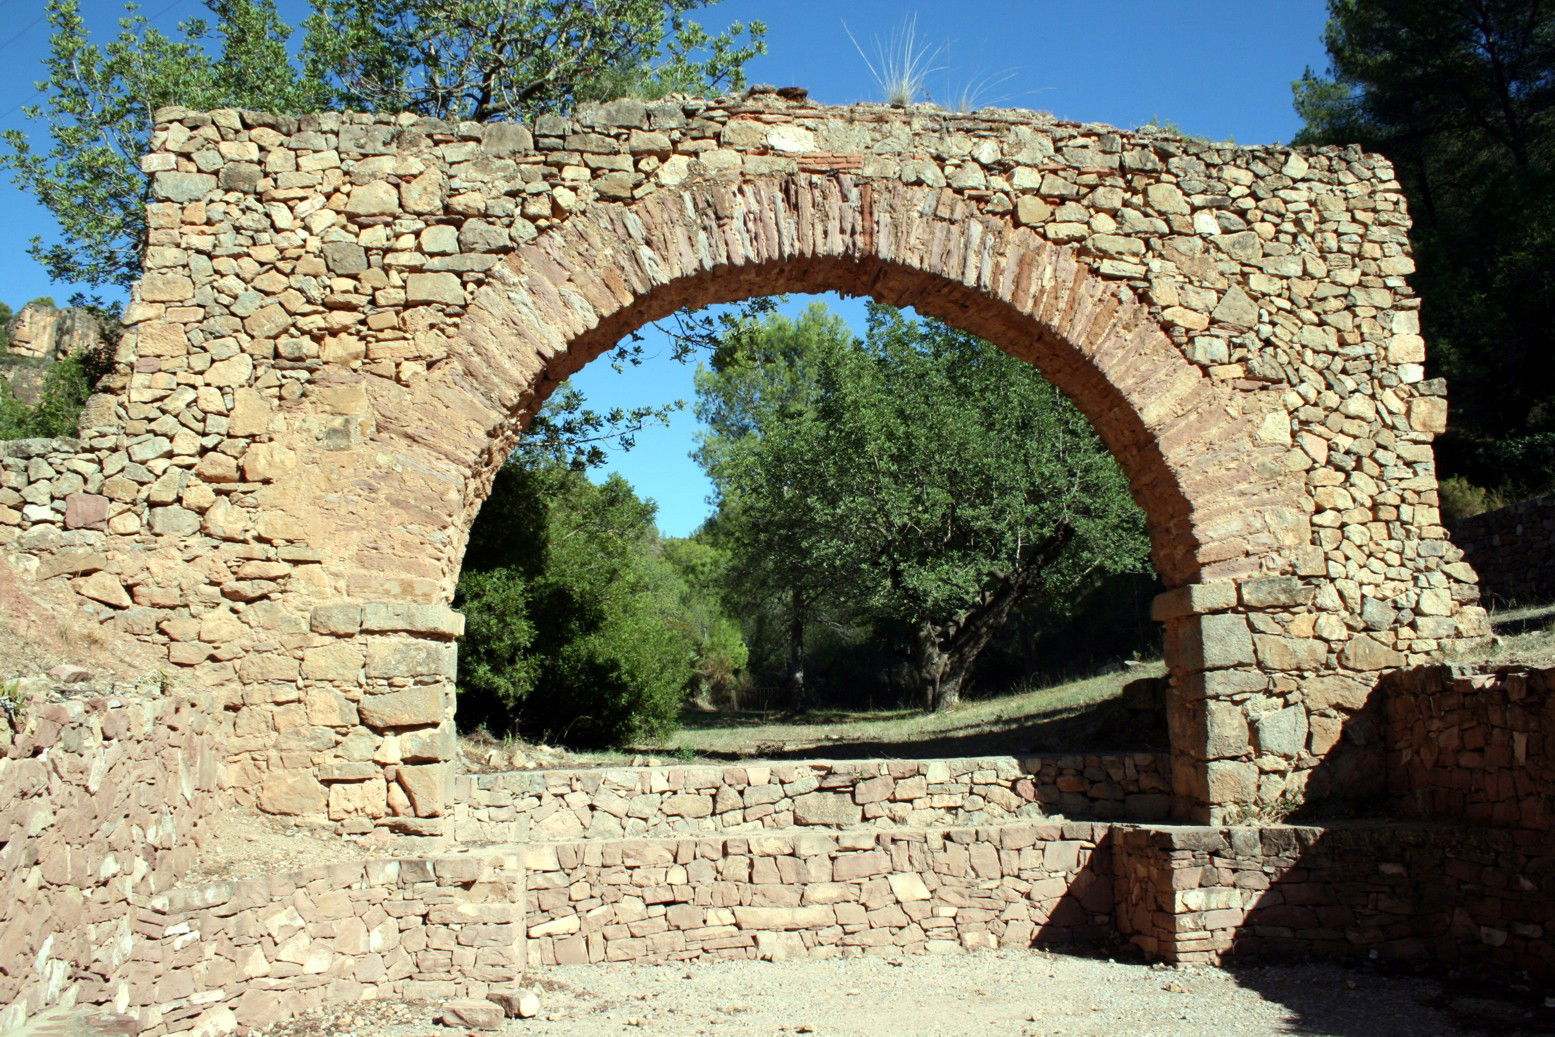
[358,685,447,728]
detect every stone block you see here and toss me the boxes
[365,638,456,679]
[406,272,465,305]
[1205,702,1249,759]
[1182,613,1255,670]
[397,764,451,816]
[311,604,362,635]
[359,685,447,728]
[1253,706,1307,757]
[489,987,541,1019]
[360,603,466,638]
[1238,576,1310,608]
[1151,582,1238,620]
[259,770,327,815]
[302,643,364,682]
[62,493,108,530]
[792,793,862,827]
[72,571,131,608]
[1338,634,1404,671]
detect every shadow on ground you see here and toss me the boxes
[665,683,1167,762]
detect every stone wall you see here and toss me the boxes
[1384,665,1554,831]
[523,822,1112,965]
[1449,495,1555,605]
[0,92,1488,824]
[1113,822,1554,980]
[0,688,220,1032]
[453,753,1172,843]
[122,850,524,1035]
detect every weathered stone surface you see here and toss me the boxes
[358,686,445,728]
[441,1000,502,1030]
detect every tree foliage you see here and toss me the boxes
[455,457,748,747]
[3,0,332,292]
[4,0,763,294]
[0,339,114,440]
[1293,0,1555,494]
[305,0,763,121]
[695,303,1151,711]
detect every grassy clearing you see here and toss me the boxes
[1483,600,1555,666]
[632,661,1165,762]
[464,599,1555,771]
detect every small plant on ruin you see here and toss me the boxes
[845,14,942,106]
[0,678,28,723]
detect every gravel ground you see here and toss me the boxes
[254,950,1554,1037]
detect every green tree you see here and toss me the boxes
[305,0,763,121]
[0,345,114,439]
[696,303,1151,711]
[3,0,332,292]
[1293,0,1555,495]
[455,458,699,746]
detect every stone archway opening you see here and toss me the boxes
[411,174,1302,827]
[448,284,1170,767]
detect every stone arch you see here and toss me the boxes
[0,98,1490,828]
[305,173,1301,822]
[433,174,1296,593]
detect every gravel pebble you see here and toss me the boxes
[252,950,1554,1036]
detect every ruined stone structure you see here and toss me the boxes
[0,93,1489,834]
[1450,493,1555,606]
[4,665,1550,1033]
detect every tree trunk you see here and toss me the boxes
[785,585,806,711]
[910,525,1074,712]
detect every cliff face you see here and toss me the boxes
[2,303,109,407]
[6,303,105,362]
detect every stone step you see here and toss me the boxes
[452,751,1172,844]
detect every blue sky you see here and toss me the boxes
[0,0,1334,535]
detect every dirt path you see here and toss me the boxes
[256,950,1551,1037]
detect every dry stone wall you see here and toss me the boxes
[1113,822,1554,980]
[1449,495,1555,605]
[124,850,524,1035]
[523,822,1112,965]
[454,753,1172,843]
[0,92,1489,824]
[1384,664,1555,831]
[0,688,220,1033]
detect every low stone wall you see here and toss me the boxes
[523,823,1112,965]
[1383,665,1554,830]
[1113,822,1554,980]
[1450,495,1555,605]
[0,688,220,1032]
[123,850,524,1035]
[454,753,1172,843]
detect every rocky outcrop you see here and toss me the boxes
[5,302,106,362]
[0,303,110,407]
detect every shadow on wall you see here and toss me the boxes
[1122,664,1555,1034]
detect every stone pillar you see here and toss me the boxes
[254,601,462,834]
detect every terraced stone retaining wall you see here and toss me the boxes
[0,689,220,1033]
[1113,822,1554,980]
[125,850,524,1035]
[523,823,1112,965]
[1449,495,1555,605]
[453,753,1173,843]
[1384,664,1553,830]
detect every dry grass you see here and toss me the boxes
[632,662,1164,761]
